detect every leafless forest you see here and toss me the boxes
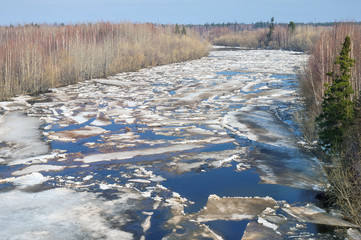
[0,22,209,100]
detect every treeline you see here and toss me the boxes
[298,23,361,225]
[0,22,209,100]
[188,21,334,52]
[187,21,361,52]
[209,24,327,52]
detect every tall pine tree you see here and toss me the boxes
[175,24,180,34]
[181,26,187,35]
[317,35,356,149]
[266,17,275,45]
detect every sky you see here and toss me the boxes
[0,0,361,25]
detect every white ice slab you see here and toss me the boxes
[0,188,136,239]
[0,112,49,165]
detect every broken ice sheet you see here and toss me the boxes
[0,172,49,190]
[76,143,206,163]
[47,126,108,142]
[282,204,357,227]
[167,148,247,173]
[193,195,278,222]
[12,164,66,176]
[0,187,145,240]
[242,221,282,240]
[0,96,32,111]
[0,112,49,165]
[162,193,223,240]
[5,153,59,166]
[224,107,325,190]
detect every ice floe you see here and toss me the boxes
[77,143,205,163]
[0,112,49,165]
[12,164,66,176]
[0,188,138,239]
[282,204,357,227]
[194,195,278,222]
[242,221,282,240]
[0,172,49,190]
[47,126,108,142]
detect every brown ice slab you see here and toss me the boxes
[282,205,357,227]
[242,221,282,240]
[47,126,108,142]
[194,195,278,222]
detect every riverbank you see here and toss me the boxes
[0,22,209,100]
[298,23,361,227]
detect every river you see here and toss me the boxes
[0,47,355,239]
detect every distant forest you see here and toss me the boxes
[186,21,361,52]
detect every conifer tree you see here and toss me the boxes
[316,35,356,149]
[181,26,187,35]
[266,17,275,45]
[288,21,296,33]
[175,24,180,34]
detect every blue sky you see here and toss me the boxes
[1,0,360,25]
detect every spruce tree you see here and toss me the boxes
[175,24,180,34]
[181,26,187,35]
[288,21,296,33]
[266,17,275,45]
[316,35,356,149]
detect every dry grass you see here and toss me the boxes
[0,22,209,100]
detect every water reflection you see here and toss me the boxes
[163,166,320,214]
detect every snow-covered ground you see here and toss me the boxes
[0,48,355,239]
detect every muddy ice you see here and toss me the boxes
[0,48,356,239]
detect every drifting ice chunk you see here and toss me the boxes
[1,172,49,189]
[242,221,282,240]
[282,204,357,227]
[0,188,135,239]
[257,217,280,234]
[6,153,58,166]
[0,112,49,165]
[91,113,112,126]
[47,126,108,142]
[194,195,278,222]
[0,97,31,111]
[77,143,204,163]
[211,154,239,168]
[12,164,66,176]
